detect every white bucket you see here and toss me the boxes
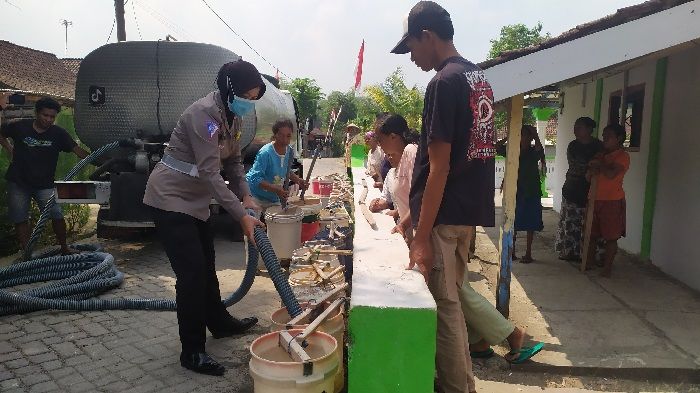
[249,329,338,393]
[269,302,346,393]
[265,206,304,260]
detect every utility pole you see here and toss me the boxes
[114,0,126,42]
[60,19,73,56]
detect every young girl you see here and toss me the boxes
[587,123,630,277]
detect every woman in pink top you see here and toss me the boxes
[143,61,265,376]
[374,115,418,223]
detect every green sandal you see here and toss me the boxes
[507,342,544,364]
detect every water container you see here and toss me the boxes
[265,206,304,260]
[270,303,345,393]
[249,329,338,393]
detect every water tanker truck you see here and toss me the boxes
[55,41,300,237]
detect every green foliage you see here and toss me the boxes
[0,108,92,256]
[280,78,324,124]
[363,68,424,131]
[488,22,551,59]
[489,23,550,132]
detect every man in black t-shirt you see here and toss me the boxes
[0,97,89,255]
[391,2,496,392]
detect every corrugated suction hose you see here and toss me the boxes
[2,140,300,317]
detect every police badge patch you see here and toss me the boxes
[206,120,219,139]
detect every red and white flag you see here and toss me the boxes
[275,68,280,81]
[353,39,365,93]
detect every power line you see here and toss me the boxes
[135,0,192,41]
[106,18,116,43]
[131,0,143,40]
[200,0,291,80]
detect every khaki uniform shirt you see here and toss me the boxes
[143,91,249,221]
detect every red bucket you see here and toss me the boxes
[301,221,321,243]
[318,181,334,197]
[311,178,321,194]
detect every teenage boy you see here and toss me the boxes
[391,2,496,392]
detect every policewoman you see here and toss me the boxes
[143,60,265,376]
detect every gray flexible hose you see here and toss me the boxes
[4,141,301,317]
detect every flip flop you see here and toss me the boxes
[507,342,544,364]
[470,348,494,359]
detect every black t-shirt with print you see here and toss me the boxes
[409,57,496,228]
[1,119,77,189]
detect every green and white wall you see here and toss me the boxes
[347,167,437,392]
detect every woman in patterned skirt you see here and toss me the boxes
[555,117,603,260]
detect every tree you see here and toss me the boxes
[363,68,424,131]
[488,23,550,131]
[488,22,550,59]
[280,78,323,126]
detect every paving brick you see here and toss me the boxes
[14,364,42,378]
[0,370,14,382]
[12,331,55,345]
[22,322,51,334]
[20,371,51,386]
[21,341,50,356]
[80,322,110,337]
[66,381,96,392]
[49,366,76,380]
[118,366,146,382]
[0,340,17,354]
[0,378,21,390]
[41,336,64,345]
[52,322,80,335]
[0,323,19,334]
[56,372,86,387]
[40,360,63,372]
[0,350,23,362]
[5,357,30,369]
[64,354,91,367]
[92,373,120,388]
[101,379,131,392]
[28,352,59,364]
[49,342,80,358]
[28,381,60,393]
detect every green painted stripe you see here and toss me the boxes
[593,79,604,137]
[641,57,668,259]
[348,306,436,392]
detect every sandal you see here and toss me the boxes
[506,342,544,364]
[470,348,494,359]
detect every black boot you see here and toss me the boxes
[180,352,225,376]
[210,316,258,339]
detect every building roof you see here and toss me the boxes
[61,58,82,76]
[482,0,700,101]
[0,40,77,100]
[479,0,691,70]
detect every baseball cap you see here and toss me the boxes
[390,1,454,54]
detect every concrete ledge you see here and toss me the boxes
[348,168,436,392]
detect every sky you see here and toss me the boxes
[0,0,641,94]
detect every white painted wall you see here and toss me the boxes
[552,83,596,212]
[651,47,700,291]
